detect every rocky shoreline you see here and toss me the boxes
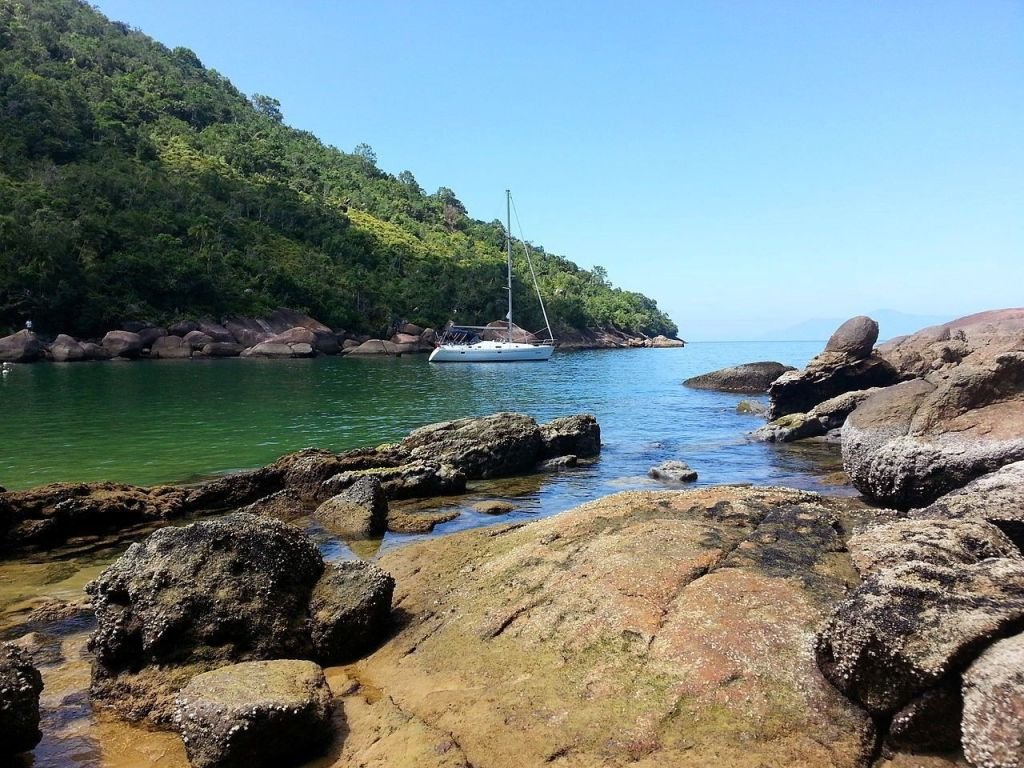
[2,307,1023,768]
[0,307,684,365]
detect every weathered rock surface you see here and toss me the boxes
[769,354,898,420]
[650,334,684,347]
[309,560,395,663]
[684,361,795,393]
[471,500,515,515]
[0,642,44,756]
[344,486,875,767]
[816,556,1024,716]
[201,341,245,357]
[49,333,86,362]
[0,329,44,363]
[962,633,1024,768]
[911,461,1024,548]
[647,459,698,483]
[184,329,215,349]
[87,514,326,722]
[196,320,235,343]
[101,330,143,359]
[842,351,1024,508]
[878,308,1024,378]
[174,659,333,768]
[347,339,401,356]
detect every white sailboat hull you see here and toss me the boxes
[428,340,554,363]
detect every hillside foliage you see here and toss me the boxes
[0,0,677,339]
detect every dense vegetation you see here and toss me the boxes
[0,0,677,339]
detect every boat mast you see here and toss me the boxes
[506,189,513,342]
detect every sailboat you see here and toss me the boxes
[429,190,555,363]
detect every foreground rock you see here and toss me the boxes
[842,351,1024,508]
[314,476,388,538]
[342,486,875,767]
[769,316,899,419]
[86,513,393,724]
[174,659,333,768]
[684,361,795,393]
[0,642,44,757]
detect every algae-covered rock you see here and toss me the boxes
[0,642,44,756]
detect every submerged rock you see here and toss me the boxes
[174,659,333,768]
[684,361,795,393]
[0,642,44,756]
[647,459,698,483]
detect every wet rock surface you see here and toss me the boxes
[309,560,395,663]
[0,641,44,756]
[173,659,333,768]
[647,459,698,483]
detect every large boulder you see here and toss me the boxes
[308,560,395,663]
[0,642,44,757]
[223,316,273,347]
[137,326,167,349]
[344,486,875,767]
[684,361,795,393]
[173,659,333,768]
[196,320,235,343]
[321,460,467,502]
[201,341,244,358]
[101,330,143,359]
[241,340,315,358]
[962,633,1024,768]
[87,513,325,722]
[399,412,543,479]
[538,413,601,459]
[751,388,884,443]
[314,475,388,539]
[824,316,880,359]
[49,333,86,362]
[184,330,215,349]
[150,335,192,359]
[842,352,1024,508]
[346,339,401,356]
[0,329,44,363]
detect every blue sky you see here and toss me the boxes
[92,1,1022,340]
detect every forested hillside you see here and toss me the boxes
[0,0,677,339]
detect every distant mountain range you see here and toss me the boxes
[759,310,956,343]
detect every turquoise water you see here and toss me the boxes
[0,343,836,503]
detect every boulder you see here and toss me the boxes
[80,341,112,360]
[399,322,425,337]
[150,335,192,359]
[0,329,44,363]
[911,461,1024,548]
[308,560,395,663]
[349,487,876,767]
[201,342,244,357]
[223,317,272,347]
[736,399,769,415]
[184,330,216,349]
[537,454,577,471]
[314,476,388,538]
[196,320,235,343]
[237,488,307,521]
[263,308,333,336]
[648,459,698,483]
[101,330,143,359]
[815,556,1024,716]
[346,339,400,356]
[267,327,317,346]
[650,334,684,347]
[962,632,1024,768]
[769,354,898,419]
[322,461,467,501]
[49,333,86,362]
[169,320,200,337]
[87,513,325,722]
[538,413,601,459]
[824,316,880,360]
[137,326,168,349]
[400,412,543,479]
[241,341,315,358]
[0,642,44,756]
[684,361,795,394]
[842,352,1024,508]
[173,659,333,768]
[471,500,515,515]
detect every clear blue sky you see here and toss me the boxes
[92,0,1022,340]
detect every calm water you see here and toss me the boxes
[0,341,851,768]
[0,342,831,493]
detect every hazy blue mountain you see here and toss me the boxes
[760,310,956,343]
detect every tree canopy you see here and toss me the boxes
[0,0,678,339]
